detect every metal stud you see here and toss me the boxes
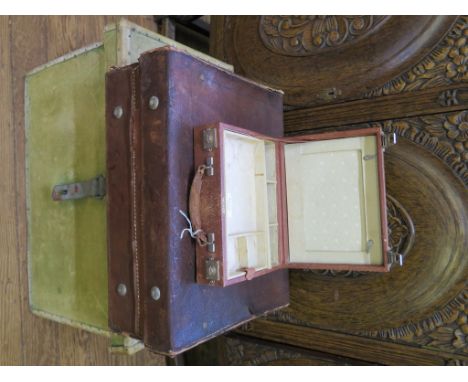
[113,105,123,119]
[148,96,159,110]
[150,286,161,301]
[117,283,127,296]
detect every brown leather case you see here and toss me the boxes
[193,123,390,287]
[106,47,289,355]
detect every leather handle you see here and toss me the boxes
[189,165,208,246]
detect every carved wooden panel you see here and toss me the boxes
[259,16,388,55]
[367,17,468,97]
[261,110,468,361]
[221,336,359,366]
[184,333,364,365]
[203,15,468,366]
[211,16,460,107]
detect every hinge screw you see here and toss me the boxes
[117,283,127,296]
[150,286,161,301]
[148,96,159,110]
[113,106,123,119]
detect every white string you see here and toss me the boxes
[179,209,203,240]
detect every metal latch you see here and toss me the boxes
[202,128,218,151]
[381,132,397,151]
[387,251,404,267]
[205,258,220,282]
[52,175,106,201]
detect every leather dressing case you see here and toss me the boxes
[105,47,290,355]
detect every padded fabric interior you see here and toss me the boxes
[284,136,383,265]
[223,131,278,279]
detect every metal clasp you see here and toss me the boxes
[205,258,220,281]
[202,128,218,151]
[52,175,106,201]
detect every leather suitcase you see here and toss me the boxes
[105,47,289,355]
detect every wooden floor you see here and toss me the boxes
[0,16,166,366]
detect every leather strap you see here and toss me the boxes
[189,165,208,246]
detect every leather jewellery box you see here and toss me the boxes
[192,124,393,287]
[26,23,399,356]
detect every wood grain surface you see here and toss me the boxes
[185,15,468,366]
[284,84,468,133]
[0,15,166,366]
[212,16,458,107]
[239,320,457,366]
